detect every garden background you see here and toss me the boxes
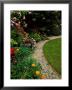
[11,11,61,79]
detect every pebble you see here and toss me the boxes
[32,38,61,79]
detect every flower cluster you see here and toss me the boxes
[11,48,15,56]
[31,63,46,79]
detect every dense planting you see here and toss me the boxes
[11,47,42,79]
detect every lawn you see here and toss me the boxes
[43,38,61,74]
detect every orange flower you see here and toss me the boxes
[35,71,40,76]
[32,64,36,67]
[40,75,46,79]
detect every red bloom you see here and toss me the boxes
[11,48,15,56]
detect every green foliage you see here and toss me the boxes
[11,51,41,79]
[11,28,24,47]
[11,62,23,79]
[30,32,49,42]
[43,38,61,74]
[15,47,32,60]
[11,10,28,19]
[11,28,18,41]
[11,47,41,79]
[20,11,28,16]
[11,39,18,47]
[21,57,41,79]
[40,34,49,40]
[30,33,42,42]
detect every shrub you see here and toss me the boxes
[11,28,18,41]
[30,32,42,42]
[11,29,24,47]
[40,34,49,40]
[11,39,18,47]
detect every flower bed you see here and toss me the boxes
[11,47,42,79]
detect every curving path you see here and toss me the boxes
[32,36,61,79]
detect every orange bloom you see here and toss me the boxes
[40,75,46,79]
[32,64,36,67]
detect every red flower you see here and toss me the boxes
[11,48,15,56]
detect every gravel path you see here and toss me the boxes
[32,36,61,79]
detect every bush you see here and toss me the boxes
[11,28,18,41]
[11,39,18,47]
[29,32,42,42]
[40,34,49,40]
[11,29,24,47]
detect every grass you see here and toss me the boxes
[43,38,61,74]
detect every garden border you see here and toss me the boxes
[0,0,71,89]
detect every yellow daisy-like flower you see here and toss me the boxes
[32,64,36,67]
[35,71,40,76]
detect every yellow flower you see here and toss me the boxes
[32,64,36,67]
[35,71,40,76]
[40,75,46,79]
